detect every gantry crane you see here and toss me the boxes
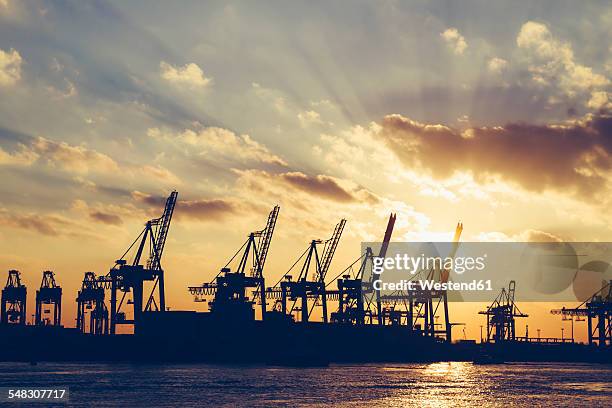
[35,271,62,326]
[376,222,462,342]
[76,272,108,335]
[106,191,178,334]
[188,206,280,321]
[551,280,612,347]
[1,270,27,325]
[329,213,396,325]
[268,219,346,323]
[479,280,527,342]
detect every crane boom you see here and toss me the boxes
[551,281,611,316]
[147,191,178,270]
[255,206,280,276]
[440,222,463,283]
[378,213,396,259]
[318,219,346,281]
[550,308,589,316]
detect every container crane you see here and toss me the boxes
[35,271,62,326]
[76,272,108,335]
[188,206,280,321]
[271,219,346,323]
[376,222,461,342]
[107,190,178,334]
[551,280,611,347]
[479,280,527,342]
[330,213,396,325]
[1,270,27,325]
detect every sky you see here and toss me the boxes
[0,0,611,341]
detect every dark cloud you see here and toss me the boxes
[178,199,236,220]
[95,185,134,199]
[279,171,379,204]
[132,191,166,207]
[132,191,237,221]
[379,114,612,197]
[281,172,354,202]
[0,126,32,145]
[89,210,122,225]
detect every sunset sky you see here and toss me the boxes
[1,0,611,341]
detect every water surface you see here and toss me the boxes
[1,362,611,407]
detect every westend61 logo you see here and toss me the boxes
[372,254,487,275]
[362,242,612,302]
[370,253,491,293]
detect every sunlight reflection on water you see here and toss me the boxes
[0,362,610,407]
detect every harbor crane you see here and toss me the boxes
[188,206,280,321]
[269,219,346,323]
[479,280,527,342]
[329,213,396,325]
[35,271,62,326]
[76,272,108,334]
[1,270,27,325]
[551,280,611,347]
[376,222,462,342]
[107,191,178,334]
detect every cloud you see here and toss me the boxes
[70,199,127,226]
[475,229,564,242]
[517,21,609,109]
[138,164,181,185]
[1,134,182,187]
[132,191,237,221]
[487,57,508,74]
[0,208,70,236]
[89,210,122,225]
[131,190,166,207]
[160,61,211,87]
[280,172,356,202]
[31,136,119,173]
[0,144,38,165]
[0,135,119,173]
[46,78,78,99]
[0,204,110,239]
[178,199,237,220]
[148,126,287,166]
[440,28,467,55]
[0,48,22,86]
[297,110,323,127]
[236,169,380,204]
[377,113,612,198]
[252,82,287,112]
[520,229,564,242]
[588,91,612,111]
